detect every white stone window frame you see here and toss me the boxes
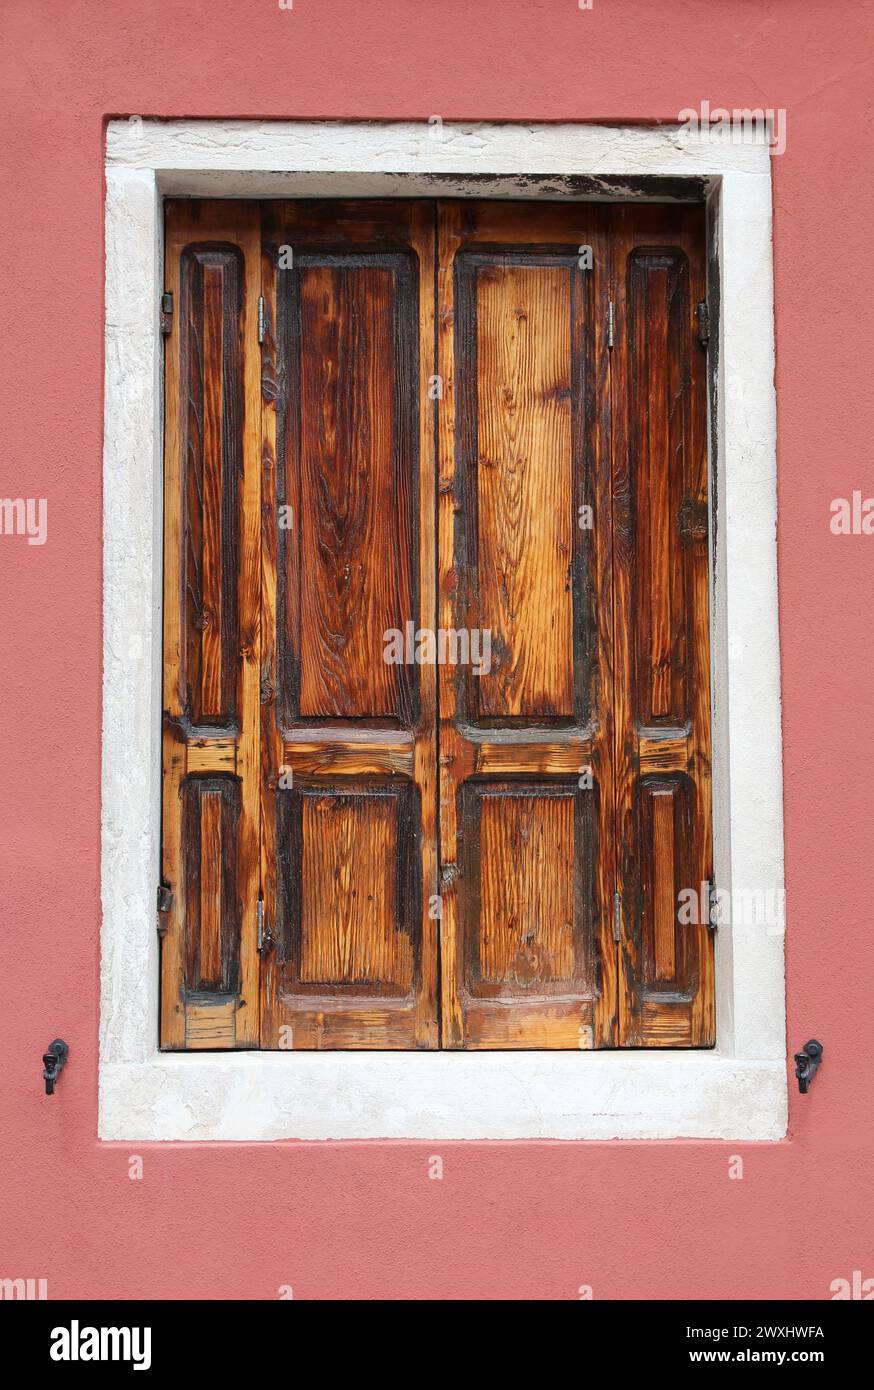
[101,120,786,1141]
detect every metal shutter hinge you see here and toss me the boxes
[607,299,615,349]
[156,881,172,935]
[707,881,719,931]
[258,296,266,344]
[613,890,621,942]
[160,291,173,336]
[696,300,710,347]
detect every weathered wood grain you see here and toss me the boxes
[297,790,411,990]
[161,201,262,1049]
[651,786,677,981]
[293,258,417,722]
[610,205,714,1047]
[438,201,618,1049]
[161,197,714,1055]
[468,259,575,717]
[180,246,243,727]
[198,788,223,985]
[180,776,241,993]
[259,201,437,1049]
[477,790,576,986]
[186,737,236,774]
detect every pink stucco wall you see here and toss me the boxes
[1,0,871,1299]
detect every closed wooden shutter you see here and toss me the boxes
[159,198,714,1051]
[610,206,715,1046]
[161,202,262,1048]
[258,202,438,1048]
[436,202,618,1048]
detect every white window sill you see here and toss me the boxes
[99,1051,787,1141]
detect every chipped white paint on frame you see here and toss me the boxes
[100,121,786,1140]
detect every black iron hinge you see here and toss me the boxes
[696,299,710,347]
[160,291,173,336]
[156,881,173,934]
[707,881,719,931]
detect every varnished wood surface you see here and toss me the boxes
[259,202,438,1049]
[161,198,714,1052]
[293,257,418,723]
[162,201,262,1049]
[466,258,575,718]
[438,201,617,1049]
[610,205,714,1047]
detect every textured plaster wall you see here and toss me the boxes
[1,0,872,1299]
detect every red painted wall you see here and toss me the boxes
[1,0,871,1300]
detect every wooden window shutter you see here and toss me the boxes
[610,206,715,1046]
[436,202,618,1048]
[161,202,262,1048]
[159,197,714,1052]
[258,202,439,1048]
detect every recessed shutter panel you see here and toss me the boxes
[610,205,715,1046]
[160,202,262,1049]
[259,202,438,1048]
[436,201,618,1048]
